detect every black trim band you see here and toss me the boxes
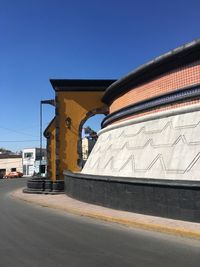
[102,39,200,104]
[64,171,200,188]
[50,79,116,92]
[101,83,200,128]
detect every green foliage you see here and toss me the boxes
[84,126,97,140]
[0,147,12,153]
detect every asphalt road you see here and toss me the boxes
[0,178,200,267]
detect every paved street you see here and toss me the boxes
[0,178,200,267]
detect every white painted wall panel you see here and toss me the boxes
[82,106,200,180]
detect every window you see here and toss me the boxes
[24,152,33,158]
[11,168,16,172]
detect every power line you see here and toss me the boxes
[19,122,49,131]
[0,140,40,143]
[0,126,38,137]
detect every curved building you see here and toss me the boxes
[82,39,200,181]
[63,39,200,222]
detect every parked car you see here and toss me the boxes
[4,171,23,179]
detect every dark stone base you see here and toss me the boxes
[44,180,53,192]
[64,171,200,223]
[25,178,65,194]
[27,178,45,191]
[52,180,65,192]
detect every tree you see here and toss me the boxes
[0,147,12,154]
[84,126,98,141]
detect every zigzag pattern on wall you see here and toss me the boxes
[86,150,200,175]
[82,110,200,180]
[92,135,200,154]
[98,119,200,142]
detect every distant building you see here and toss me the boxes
[22,148,47,176]
[0,154,22,178]
[82,137,96,161]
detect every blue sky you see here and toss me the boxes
[0,0,200,152]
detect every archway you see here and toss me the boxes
[46,79,115,180]
[77,108,107,169]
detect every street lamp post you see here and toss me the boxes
[40,101,42,174]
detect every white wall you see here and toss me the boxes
[22,148,36,176]
[22,148,47,176]
[0,158,22,174]
[82,104,200,181]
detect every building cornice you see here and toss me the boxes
[50,79,116,92]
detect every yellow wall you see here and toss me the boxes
[57,91,106,179]
[46,119,56,181]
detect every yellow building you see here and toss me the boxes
[81,137,97,166]
[44,79,115,181]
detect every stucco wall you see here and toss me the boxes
[0,157,22,175]
[46,119,56,180]
[56,91,106,179]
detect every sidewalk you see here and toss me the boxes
[11,188,200,240]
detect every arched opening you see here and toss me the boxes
[78,110,107,169]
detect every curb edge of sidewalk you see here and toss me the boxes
[10,189,200,241]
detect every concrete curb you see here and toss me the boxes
[10,188,200,241]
